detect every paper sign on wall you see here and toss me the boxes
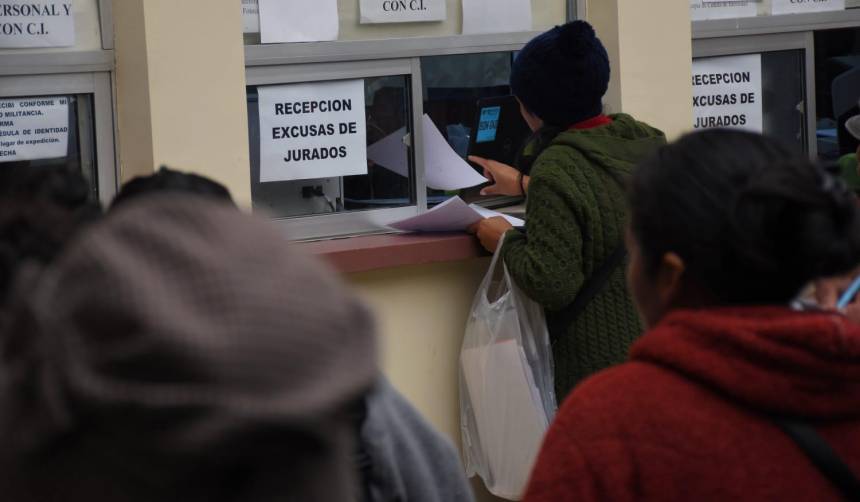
[360,0,446,24]
[462,0,532,35]
[771,0,845,15]
[242,0,260,33]
[0,1,74,48]
[690,0,758,21]
[692,54,763,133]
[0,96,69,163]
[258,0,339,43]
[258,80,367,183]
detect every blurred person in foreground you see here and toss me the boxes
[0,195,376,501]
[524,130,860,501]
[108,168,474,502]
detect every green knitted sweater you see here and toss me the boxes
[501,114,666,400]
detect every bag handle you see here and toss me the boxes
[774,417,860,501]
[546,242,627,335]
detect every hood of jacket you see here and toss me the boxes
[632,307,860,420]
[547,113,666,174]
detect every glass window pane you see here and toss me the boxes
[814,26,860,161]
[0,93,98,200]
[247,76,414,218]
[761,50,807,153]
[693,50,807,154]
[421,52,528,206]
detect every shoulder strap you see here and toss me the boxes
[546,242,627,335]
[774,418,860,501]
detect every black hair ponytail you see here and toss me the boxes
[629,129,860,305]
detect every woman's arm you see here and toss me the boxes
[502,170,586,311]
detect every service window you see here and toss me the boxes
[0,0,117,205]
[693,34,811,154]
[242,2,573,239]
[420,51,521,206]
[247,74,414,218]
[0,94,97,197]
[0,73,115,204]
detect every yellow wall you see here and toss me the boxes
[112,0,252,207]
[348,258,500,501]
[587,0,694,139]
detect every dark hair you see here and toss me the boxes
[111,166,234,209]
[0,165,101,304]
[629,129,860,305]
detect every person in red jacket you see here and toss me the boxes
[523,129,860,502]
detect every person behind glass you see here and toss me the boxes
[467,20,666,399]
[523,130,860,502]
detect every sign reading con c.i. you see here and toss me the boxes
[360,0,446,24]
[258,80,368,183]
[692,54,763,133]
[770,0,844,15]
[0,1,74,48]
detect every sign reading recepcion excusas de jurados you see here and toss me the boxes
[257,80,368,183]
[692,54,763,133]
[0,1,74,48]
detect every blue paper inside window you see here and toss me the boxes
[476,106,501,143]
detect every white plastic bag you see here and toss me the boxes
[459,239,557,500]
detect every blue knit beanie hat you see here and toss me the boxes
[511,21,610,127]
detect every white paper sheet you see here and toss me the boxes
[689,0,757,21]
[471,205,525,227]
[257,80,367,182]
[770,0,844,15]
[462,0,532,35]
[366,115,489,191]
[460,339,548,499]
[367,126,409,177]
[242,0,260,33]
[259,0,339,43]
[387,196,523,232]
[422,114,490,190]
[0,96,69,162]
[692,54,763,133]
[0,0,75,48]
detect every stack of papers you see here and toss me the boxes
[388,196,524,233]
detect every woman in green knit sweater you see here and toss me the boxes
[468,21,666,400]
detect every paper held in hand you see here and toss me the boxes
[387,196,523,233]
[367,114,489,191]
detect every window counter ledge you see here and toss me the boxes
[298,232,489,274]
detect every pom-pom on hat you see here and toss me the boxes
[510,21,610,127]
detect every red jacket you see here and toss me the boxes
[523,307,860,501]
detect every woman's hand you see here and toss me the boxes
[467,217,514,252]
[815,274,860,324]
[468,156,527,196]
